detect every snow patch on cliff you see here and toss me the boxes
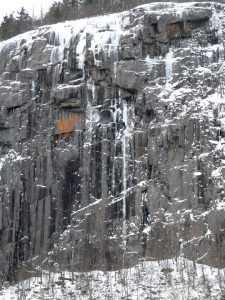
[0,150,25,179]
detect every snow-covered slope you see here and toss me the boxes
[1,258,225,300]
[0,1,225,292]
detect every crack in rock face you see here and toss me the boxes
[0,1,225,283]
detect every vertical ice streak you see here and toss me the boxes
[164,48,174,98]
[81,81,95,207]
[111,97,117,196]
[50,46,64,62]
[122,98,128,264]
[31,80,36,101]
[76,31,86,70]
[86,82,94,145]
[85,82,100,145]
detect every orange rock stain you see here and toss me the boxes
[56,113,82,134]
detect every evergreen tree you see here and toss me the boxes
[0,14,17,40]
[16,7,33,34]
[44,1,64,24]
[44,0,77,24]
[0,8,33,41]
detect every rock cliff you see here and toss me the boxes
[0,1,225,283]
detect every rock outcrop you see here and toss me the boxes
[0,2,225,283]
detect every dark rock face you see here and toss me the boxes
[0,2,225,282]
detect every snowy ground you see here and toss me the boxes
[0,258,225,300]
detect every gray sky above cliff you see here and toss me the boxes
[0,0,55,22]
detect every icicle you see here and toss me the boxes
[85,81,100,144]
[50,46,64,63]
[31,80,36,101]
[164,48,174,97]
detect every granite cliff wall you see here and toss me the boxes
[0,2,225,282]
